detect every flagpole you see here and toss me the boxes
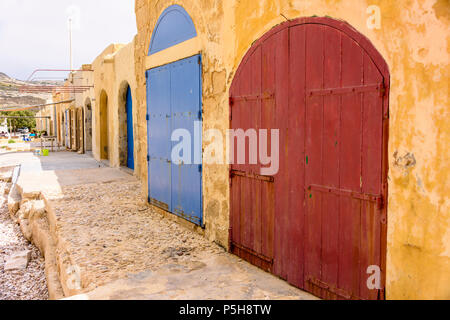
[69,17,73,72]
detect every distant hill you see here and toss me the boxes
[0,72,10,80]
[0,72,62,112]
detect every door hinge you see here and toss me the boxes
[229,97,234,121]
[198,164,202,173]
[147,155,150,162]
[146,114,150,121]
[378,288,386,300]
[198,55,201,65]
[379,82,386,98]
[198,110,202,120]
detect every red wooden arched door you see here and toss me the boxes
[229,17,390,300]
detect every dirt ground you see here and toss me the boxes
[0,180,48,300]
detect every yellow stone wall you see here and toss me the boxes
[35,104,55,135]
[92,42,139,176]
[130,0,449,300]
[113,40,140,173]
[72,65,95,153]
[92,44,123,164]
[54,80,75,146]
[53,92,63,144]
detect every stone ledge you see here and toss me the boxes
[9,184,65,299]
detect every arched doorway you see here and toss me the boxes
[126,86,134,169]
[64,109,70,148]
[76,107,84,153]
[57,112,61,145]
[146,5,203,226]
[70,108,77,151]
[118,83,134,170]
[229,17,390,300]
[99,90,109,160]
[85,98,93,152]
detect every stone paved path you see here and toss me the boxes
[1,151,317,300]
[52,179,316,300]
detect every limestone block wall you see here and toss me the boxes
[54,80,75,147]
[111,40,139,174]
[92,44,125,165]
[72,66,95,153]
[52,92,62,144]
[132,0,449,300]
[34,100,57,136]
[91,42,139,173]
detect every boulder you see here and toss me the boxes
[4,250,32,271]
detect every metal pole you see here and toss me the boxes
[0,116,51,119]
[0,99,75,112]
[69,17,73,72]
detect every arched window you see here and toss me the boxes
[148,5,197,55]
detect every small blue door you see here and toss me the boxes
[126,86,134,170]
[146,55,203,226]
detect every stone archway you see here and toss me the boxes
[99,90,109,160]
[84,98,93,152]
[118,81,134,169]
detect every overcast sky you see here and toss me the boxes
[0,0,137,80]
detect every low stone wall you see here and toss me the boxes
[6,176,65,300]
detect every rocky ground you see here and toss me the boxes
[0,178,48,300]
[52,179,314,300]
[51,180,224,294]
[0,153,313,300]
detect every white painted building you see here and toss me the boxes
[0,119,9,134]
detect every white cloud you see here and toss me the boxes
[0,0,137,80]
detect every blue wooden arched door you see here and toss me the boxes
[126,86,134,170]
[146,5,203,226]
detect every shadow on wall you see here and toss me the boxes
[118,81,131,168]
